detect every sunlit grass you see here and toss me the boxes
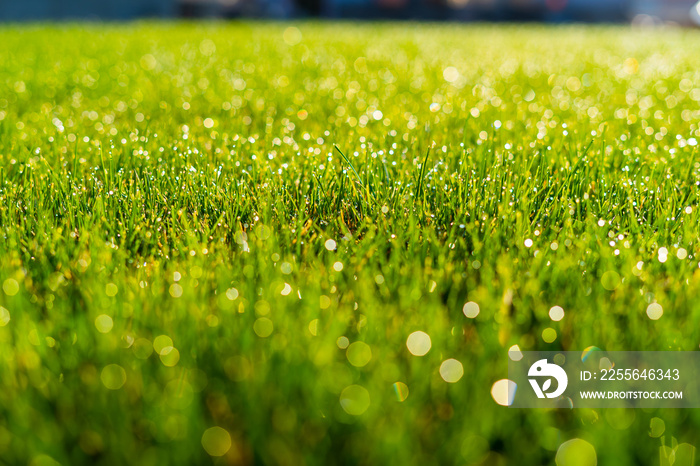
[1,22,700,465]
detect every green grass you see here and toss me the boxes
[1,21,700,465]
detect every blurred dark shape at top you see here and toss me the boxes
[0,0,175,20]
[0,0,697,23]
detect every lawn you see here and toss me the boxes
[1,22,700,465]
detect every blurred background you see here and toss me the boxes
[0,0,699,24]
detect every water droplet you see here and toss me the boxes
[542,328,557,343]
[443,66,459,83]
[153,335,173,354]
[549,306,565,321]
[95,314,113,333]
[340,385,370,415]
[0,307,10,326]
[406,331,431,356]
[601,271,620,290]
[254,318,274,337]
[201,427,232,457]
[508,345,523,361]
[649,417,665,438]
[463,301,480,319]
[2,279,19,296]
[393,382,409,402]
[491,379,517,406]
[346,341,372,367]
[337,336,349,349]
[105,283,118,297]
[440,359,464,383]
[282,27,302,46]
[555,439,596,466]
[646,303,663,320]
[101,364,126,390]
[169,283,183,298]
[160,347,180,367]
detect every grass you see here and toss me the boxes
[0,21,700,465]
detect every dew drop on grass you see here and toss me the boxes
[508,345,523,361]
[324,239,336,251]
[646,303,663,320]
[169,284,183,298]
[491,379,517,406]
[601,271,620,290]
[95,314,113,333]
[2,279,19,296]
[549,306,565,321]
[140,54,156,70]
[282,27,302,46]
[201,427,232,457]
[555,439,597,466]
[443,66,459,83]
[281,283,292,296]
[440,359,464,383]
[105,283,118,297]
[463,301,480,318]
[337,336,349,349]
[206,315,219,327]
[160,347,180,367]
[393,382,409,402]
[308,319,319,336]
[346,341,372,367]
[199,39,216,57]
[406,331,431,356]
[0,307,10,326]
[581,346,601,362]
[101,364,126,390]
[658,247,669,263]
[253,317,274,337]
[153,335,173,354]
[542,328,557,343]
[649,417,665,438]
[340,385,370,415]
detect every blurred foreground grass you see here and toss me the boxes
[1,22,700,465]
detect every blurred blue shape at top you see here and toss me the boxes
[0,0,697,23]
[692,0,700,24]
[0,0,175,20]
